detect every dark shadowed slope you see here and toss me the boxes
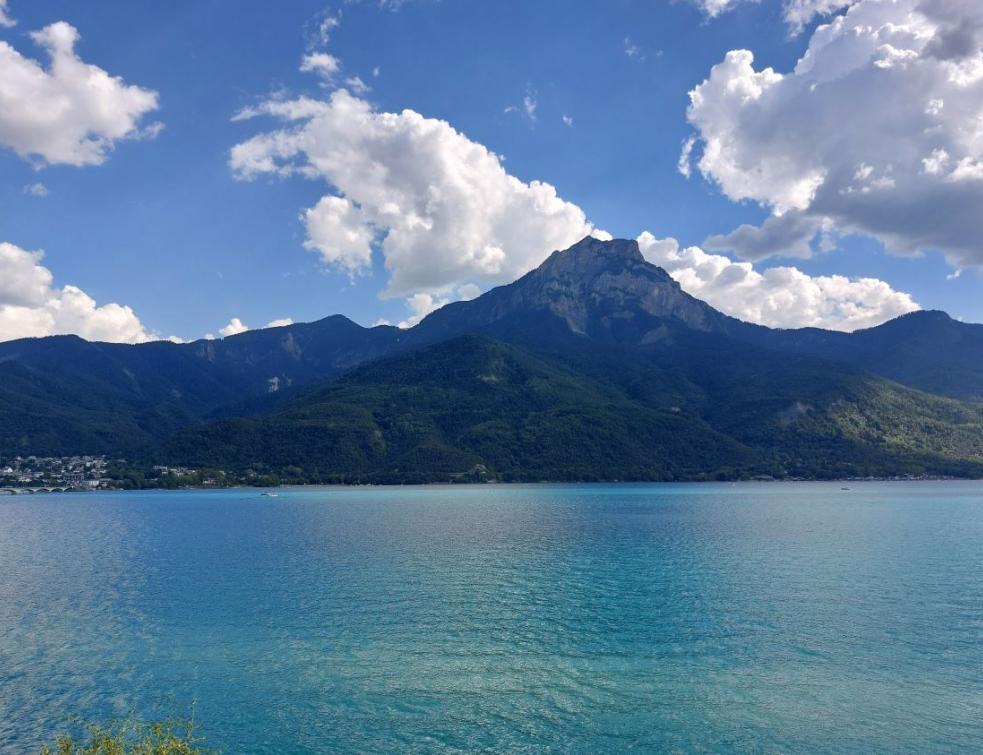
[164,336,758,482]
[2,237,983,473]
[759,310,983,401]
[0,316,400,455]
[167,335,983,482]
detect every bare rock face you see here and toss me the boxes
[415,236,734,344]
[519,236,724,334]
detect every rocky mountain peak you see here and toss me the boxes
[414,237,732,343]
[529,236,661,283]
[510,236,725,335]
[548,235,645,262]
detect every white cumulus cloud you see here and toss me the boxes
[398,292,445,329]
[0,242,151,343]
[0,21,161,167]
[395,283,484,328]
[218,317,249,337]
[302,195,375,274]
[685,0,983,269]
[230,88,599,301]
[637,232,919,331]
[212,316,294,337]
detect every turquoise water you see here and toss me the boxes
[1,483,982,753]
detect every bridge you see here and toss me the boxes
[0,486,76,495]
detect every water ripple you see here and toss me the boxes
[1,482,982,752]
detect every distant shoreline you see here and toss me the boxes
[5,475,982,496]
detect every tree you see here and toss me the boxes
[40,717,214,755]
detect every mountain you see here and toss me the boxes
[409,237,983,402]
[164,336,758,483]
[0,316,400,455]
[2,236,983,480]
[406,237,743,347]
[761,310,983,402]
[165,334,983,482]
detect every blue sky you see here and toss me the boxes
[1,0,981,342]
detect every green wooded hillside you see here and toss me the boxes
[164,336,983,482]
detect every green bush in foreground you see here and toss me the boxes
[40,718,214,755]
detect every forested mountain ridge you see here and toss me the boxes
[3,237,983,481]
[165,335,983,482]
[0,315,401,455]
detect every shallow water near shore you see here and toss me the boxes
[1,482,982,752]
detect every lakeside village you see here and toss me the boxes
[0,456,265,494]
[0,455,962,493]
[0,455,492,493]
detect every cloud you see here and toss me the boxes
[230,89,598,300]
[0,0,14,27]
[396,283,482,328]
[23,182,48,197]
[523,92,538,123]
[212,316,294,338]
[0,21,161,167]
[232,36,918,334]
[300,52,341,81]
[504,88,538,126]
[457,283,481,301]
[398,292,445,329]
[231,32,918,335]
[688,0,749,19]
[0,242,151,343]
[704,212,826,261]
[302,195,375,273]
[689,0,856,29]
[677,136,696,179]
[218,317,249,337]
[562,114,574,127]
[316,12,340,45]
[685,0,983,269]
[344,75,370,94]
[783,1,856,32]
[624,37,643,59]
[636,233,919,331]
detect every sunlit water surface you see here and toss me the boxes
[1,483,982,752]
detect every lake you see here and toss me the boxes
[1,483,982,752]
